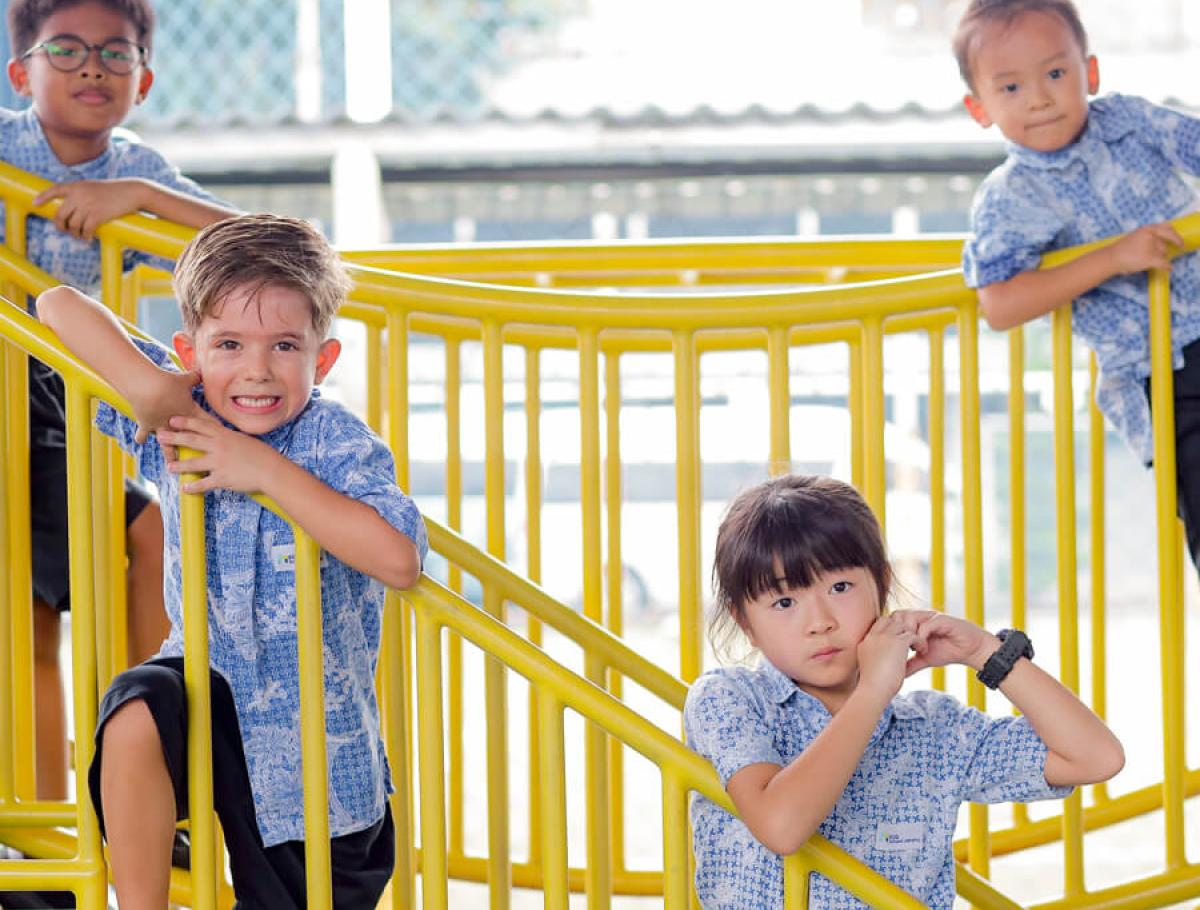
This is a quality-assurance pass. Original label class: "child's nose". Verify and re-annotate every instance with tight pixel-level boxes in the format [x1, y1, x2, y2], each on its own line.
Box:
[805, 603, 837, 634]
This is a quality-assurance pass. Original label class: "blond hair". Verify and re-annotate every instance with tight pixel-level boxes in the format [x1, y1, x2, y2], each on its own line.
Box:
[173, 214, 350, 337]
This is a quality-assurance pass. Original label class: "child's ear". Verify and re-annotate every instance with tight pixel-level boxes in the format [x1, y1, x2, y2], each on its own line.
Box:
[172, 331, 198, 371]
[963, 94, 992, 129]
[7, 57, 31, 97]
[313, 338, 341, 385]
[135, 66, 154, 104]
[1086, 55, 1100, 94]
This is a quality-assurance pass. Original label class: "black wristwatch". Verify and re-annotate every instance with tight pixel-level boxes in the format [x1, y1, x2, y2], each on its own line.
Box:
[976, 629, 1034, 689]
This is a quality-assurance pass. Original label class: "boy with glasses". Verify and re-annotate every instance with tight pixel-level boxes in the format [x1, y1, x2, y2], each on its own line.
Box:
[2, 0, 238, 826]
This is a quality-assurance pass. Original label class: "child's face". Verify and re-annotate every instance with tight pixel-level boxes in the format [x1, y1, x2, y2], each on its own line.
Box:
[738, 565, 881, 714]
[172, 283, 341, 437]
[7, 1, 154, 161]
[963, 10, 1098, 153]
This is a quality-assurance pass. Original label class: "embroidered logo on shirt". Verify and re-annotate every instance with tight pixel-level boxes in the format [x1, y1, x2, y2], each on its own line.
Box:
[875, 822, 923, 852]
[271, 544, 328, 572]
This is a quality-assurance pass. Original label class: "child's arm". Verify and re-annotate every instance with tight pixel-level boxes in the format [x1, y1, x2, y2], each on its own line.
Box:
[902, 611, 1124, 787]
[157, 413, 422, 591]
[35, 286, 201, 442]
[723, 615, 916, 856]
[978, 222, 1183, 331]
[32, 179, 238, 242]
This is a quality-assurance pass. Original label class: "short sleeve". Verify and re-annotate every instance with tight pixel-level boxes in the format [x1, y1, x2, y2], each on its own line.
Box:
[313, 413, 429, 564]
[949, 703, 1074, 804]
[962, 172, 1068, 289]
[93, 336, 178, 483]
[684, 670, 783, 786]
[1113, 94, 1200, 178]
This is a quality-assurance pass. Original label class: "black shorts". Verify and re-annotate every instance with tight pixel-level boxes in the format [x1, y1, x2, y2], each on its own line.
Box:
[29, 358, 152, 611]
[88, 658, 395, 910]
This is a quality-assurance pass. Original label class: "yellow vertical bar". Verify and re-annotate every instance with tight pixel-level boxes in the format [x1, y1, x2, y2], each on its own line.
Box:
[387, 310, 411, 492]
[1088, 354, 1110, 806]
[958, 301, 990, 887]
[6, 203, 36, 801]
[384, 592, 415, 910]
[604, 352, 626, 881]
[1050, 306, 1085, 895]
[481, 319, 511, 908]
[767, 326, 791, 476]
[0, 344, 12, 804]
[928, 327, 947, 693]
[1147, 268, 1185, 869]
[415, 608, 448, 910]
[782, 853, 812, 910]
[861, 318, 886, 525]
[90, 430, 113, 689]
[673, 330, 702, 683]
[536, 690, 568, 909]
[294, 528, 333, 908]
[578, 327, 612, 909]
[660, 772, 690, 910]
[1007, 326, 1029, 829]
[178, 448, 217, 909]
[366, 324, 383, 434]
[525, 347, 543, 866]
[64, 387, 108, 909]
[446, 340, 466, 861]
[848, 339, 864, 491]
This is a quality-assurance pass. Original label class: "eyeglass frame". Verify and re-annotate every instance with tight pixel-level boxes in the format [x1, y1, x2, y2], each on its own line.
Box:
[19, 33, 147, 76]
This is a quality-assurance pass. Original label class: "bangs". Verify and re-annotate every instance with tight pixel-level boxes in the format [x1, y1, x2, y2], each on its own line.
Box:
[712, 475, 889, 613]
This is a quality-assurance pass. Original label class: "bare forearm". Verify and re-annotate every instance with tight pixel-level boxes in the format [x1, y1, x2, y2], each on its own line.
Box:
[133, 180, 239, 229]
[36, 286, 167, 399]
[996, 659, 1124, 786]
[730, 688, 890, 855]
[979, 248, 1122, 330]
[258, 455, 421, 590]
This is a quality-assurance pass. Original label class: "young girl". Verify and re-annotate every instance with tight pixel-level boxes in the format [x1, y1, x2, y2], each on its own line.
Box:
[956, 0, 1200, 570]
[684, 475, 1123, 909]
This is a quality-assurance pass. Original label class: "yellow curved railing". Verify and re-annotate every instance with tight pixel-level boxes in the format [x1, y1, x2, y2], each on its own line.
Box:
[1, 158, 1199, 908]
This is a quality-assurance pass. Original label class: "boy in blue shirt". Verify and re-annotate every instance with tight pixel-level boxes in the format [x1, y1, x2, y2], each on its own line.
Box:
[37, 214, 427, 909]
[5, 0, 237, 802]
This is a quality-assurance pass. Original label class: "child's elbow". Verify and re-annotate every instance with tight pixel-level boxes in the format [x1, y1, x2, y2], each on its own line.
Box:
[977, 289, 1015, 332]
[1091, 736, 1125, 783]
[749, 817, 816, 858]
[381, 540, 422, 591]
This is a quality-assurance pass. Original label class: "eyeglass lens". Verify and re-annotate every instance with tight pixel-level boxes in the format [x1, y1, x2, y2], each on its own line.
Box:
[36, 35, 141, 75]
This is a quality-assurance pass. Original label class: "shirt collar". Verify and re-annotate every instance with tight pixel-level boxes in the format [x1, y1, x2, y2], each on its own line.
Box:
[757, 657, 899, 746]
[1005, 97, 1137, 173]
[20, 106, 114, 176]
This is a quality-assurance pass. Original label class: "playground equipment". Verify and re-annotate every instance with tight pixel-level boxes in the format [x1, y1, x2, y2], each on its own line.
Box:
[0, 159, 1197, 908]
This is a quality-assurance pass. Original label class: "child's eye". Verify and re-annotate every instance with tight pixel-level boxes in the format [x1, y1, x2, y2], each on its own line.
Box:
[216, 339, 239, 350]
[829, 580, 853, 595]
[274, 341, 298, 352]
[1001, 83, 1019, 94]
[771, 596, 795, 611]
[1048, 67, 1065, 80]
[44, 42, 81, 59]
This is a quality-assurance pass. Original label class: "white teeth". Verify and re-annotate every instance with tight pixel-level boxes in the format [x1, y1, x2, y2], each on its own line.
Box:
[235, 397, 278, 408]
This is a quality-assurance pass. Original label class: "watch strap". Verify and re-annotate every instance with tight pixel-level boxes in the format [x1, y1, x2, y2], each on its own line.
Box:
[976, 629, 1033, 689]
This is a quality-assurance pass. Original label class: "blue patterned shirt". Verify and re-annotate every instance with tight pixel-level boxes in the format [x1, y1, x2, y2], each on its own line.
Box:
[95, 339, 429, 847]
[684, 661, 1071, 910]
[963, 93, 1200, 464]
[0, 106, 220, 300]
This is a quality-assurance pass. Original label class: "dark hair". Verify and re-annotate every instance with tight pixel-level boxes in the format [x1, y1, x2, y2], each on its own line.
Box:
[952, 0, 1088, 89]
[173, 214, 350, 337]
[8, 0, 156, 59]
[710, 474, 892, 657]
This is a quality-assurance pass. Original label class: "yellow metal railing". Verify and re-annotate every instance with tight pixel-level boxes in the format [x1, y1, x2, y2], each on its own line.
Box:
[1, 158, 1199, 908]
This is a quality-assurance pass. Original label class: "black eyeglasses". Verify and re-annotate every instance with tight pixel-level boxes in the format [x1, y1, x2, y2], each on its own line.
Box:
[21, 34, 145, 76]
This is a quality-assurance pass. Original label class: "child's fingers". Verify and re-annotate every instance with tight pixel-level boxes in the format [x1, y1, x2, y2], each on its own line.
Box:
[32, 184, 64, 207]
[904, 653, 931, 677]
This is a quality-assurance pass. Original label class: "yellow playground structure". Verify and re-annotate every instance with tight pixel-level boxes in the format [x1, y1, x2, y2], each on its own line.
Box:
[0, 157, 1198, 908]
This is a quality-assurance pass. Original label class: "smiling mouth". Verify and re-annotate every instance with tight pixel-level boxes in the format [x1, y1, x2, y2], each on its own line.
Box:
[232, 395, 281, 412]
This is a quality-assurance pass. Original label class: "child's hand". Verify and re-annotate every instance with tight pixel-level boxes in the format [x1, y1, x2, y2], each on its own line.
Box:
[899, 611, 1001, 676]
[129, 370, 203, 445]
[1109, 222, 1184, 276]
[158, 413, 282, 495]
[33, 178, 149, 242]
[855, 614, 918, 701]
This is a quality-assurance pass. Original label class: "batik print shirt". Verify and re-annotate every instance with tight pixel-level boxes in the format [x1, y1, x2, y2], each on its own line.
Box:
[684, 661, 1071, 909]
[0, 106, 221, 300]
[95, 339, 428, 846]
[963, 93, 1200, 464]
